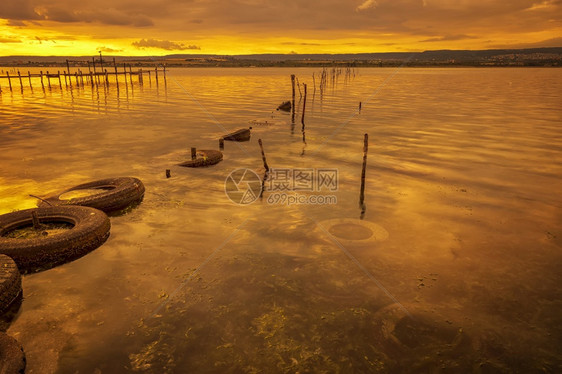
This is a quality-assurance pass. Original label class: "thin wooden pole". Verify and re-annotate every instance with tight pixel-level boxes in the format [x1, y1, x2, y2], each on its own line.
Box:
[39, 71, 44, 89]
[80, 71, 84, 87]
[46, 71, 51, 89]
[57, 71, 62, 89]
[359, 133, 369, 209]
[105, 69, 109, 86]
[301, 83, 307, 125]
[258, 139, 270, 172]
[74, 72, 79, 87]
[155, 67, 159, 86]
[6, 72, 12, 91]
[90, 71, 94, 88]
[128, 65, 133, 86]
[148, 70, 151, 85]
[113, 58, 119, 89]
[139, 68, 143, 85]
[28, 71, 32, 89]
[66, 60, 71, 75]
[17, 71, 23, 91]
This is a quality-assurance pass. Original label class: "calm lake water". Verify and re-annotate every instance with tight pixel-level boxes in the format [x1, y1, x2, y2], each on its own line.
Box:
[1, 67, 561, 373]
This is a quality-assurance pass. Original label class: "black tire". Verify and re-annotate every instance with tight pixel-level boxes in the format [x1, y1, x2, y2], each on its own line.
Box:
[277, 101, 291, 111]
[178, 150, 223, 168]
[0, 256, 21, 316]
[0, 206, 110, 274]
[222, 128, 251, 142]
[39, 177, 145, 214]
[0, 333, 26, 374]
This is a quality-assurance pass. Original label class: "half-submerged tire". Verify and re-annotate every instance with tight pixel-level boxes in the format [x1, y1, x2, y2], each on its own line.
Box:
[179, 150, 223, 168]
[0, 255, 21, 314]
[0, 333, 26, 374]
[277, 101, 291, 111]
[0, 206, 110, 274]
[222, 128, 251, 142]
[39, 177, 145, 214]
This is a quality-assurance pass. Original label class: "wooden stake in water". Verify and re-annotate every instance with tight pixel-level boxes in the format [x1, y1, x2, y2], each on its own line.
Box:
[46, 71, 51, 89]
[166, 169, 171, 178]
[17, 71, 23, 91]
[359, 133, 369, 210]
[291, 74, 295, 101]
[301, 83, 307, 125]
[28, 71, 32, 90]
[219, 138, 224, 150]
[258, 138, 270, 172]
[39, 71, 44, 90]
[6, 72, 12, 91]
[31, 211, 41, 230]
[191, 147, 197, 160]
[57, 71, 62, 89]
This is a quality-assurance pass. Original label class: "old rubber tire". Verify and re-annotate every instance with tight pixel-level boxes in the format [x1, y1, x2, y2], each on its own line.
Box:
[178, 150, 223, 168]
[0, 333, 26, 374]
[39, 177, 145, 213]
[0, 256, 21, 315]
[222, 128, 251, 141]
[0, 206, 110, 274]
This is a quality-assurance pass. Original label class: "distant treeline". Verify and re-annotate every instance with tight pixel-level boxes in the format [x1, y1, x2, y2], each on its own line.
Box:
[1, 47, 561, 67]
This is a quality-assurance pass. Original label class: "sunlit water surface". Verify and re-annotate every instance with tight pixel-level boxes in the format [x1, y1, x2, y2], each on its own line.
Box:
[1, 67, 561, 373]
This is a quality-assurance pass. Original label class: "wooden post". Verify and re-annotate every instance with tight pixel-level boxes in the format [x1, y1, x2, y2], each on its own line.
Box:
[291, 74, 295, 101]
[359, 102, 362, 111]
[6, 72, 12, 91]
[165, 169, 171, 178]
[105, 69, 109, 86]
[128, 65, 133, 86]
[75, 72, 79, 86]
[57, 71, 62, 89]
[46, 71, 51, 89]
[301, 83, 307, 125]
[17, 71, 23, 91]
[92, 57, 96, 78]
[219, 138, 224, 150]
[113, 58, 119, 88]
[99, 51, 103, 71]
[28, 71, 32, 89]
[148, 70, 151, 85]
[90, 71, 94, 88]
[155, 67, 159, 86]
[191, 147, 197, 160]
[31, 211, 41, 230]
[39, 71, 44, 89]
[139, 68, 143, 85]
[80, 71, 85, 87]
[258, 139, 270, 172]
[66, 59, 71, 75]
[359, 133, 369, 209]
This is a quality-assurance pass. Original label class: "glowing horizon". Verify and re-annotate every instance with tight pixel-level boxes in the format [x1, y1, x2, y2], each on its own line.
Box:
[1, 0, 561, 56]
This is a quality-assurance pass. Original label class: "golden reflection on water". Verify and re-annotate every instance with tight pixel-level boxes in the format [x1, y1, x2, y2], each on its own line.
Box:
[1, 67, 562, 372]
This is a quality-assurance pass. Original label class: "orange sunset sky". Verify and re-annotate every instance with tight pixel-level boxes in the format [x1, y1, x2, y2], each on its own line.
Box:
[1, 0, 561, 56]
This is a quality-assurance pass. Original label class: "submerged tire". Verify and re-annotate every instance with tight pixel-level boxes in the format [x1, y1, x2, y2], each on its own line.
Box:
[0, 255, 21, 314]
[0, 333, 26, 374]
[222, 128, 251, 142]
[178, 150, 223, 168]
[39, 177, 145, 214]
[0, 206, 110, 274]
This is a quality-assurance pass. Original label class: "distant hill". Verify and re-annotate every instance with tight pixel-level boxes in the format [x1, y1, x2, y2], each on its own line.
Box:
[1, 47, 561, 67]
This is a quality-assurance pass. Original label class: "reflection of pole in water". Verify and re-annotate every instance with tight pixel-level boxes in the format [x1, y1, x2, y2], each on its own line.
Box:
[359, 133, 369, 219]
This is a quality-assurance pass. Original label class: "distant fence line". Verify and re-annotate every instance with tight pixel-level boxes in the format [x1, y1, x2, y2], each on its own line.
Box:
[0, 57, 166, 94]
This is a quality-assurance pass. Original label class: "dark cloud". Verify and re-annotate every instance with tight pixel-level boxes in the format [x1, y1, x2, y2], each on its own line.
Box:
[0, 37, 22, 43]
[98, 46, 123, 53]
[421, 34, 478, 42]
[492, 37, 562, 49]
[132, 38, 201, 51]
[6, 20, 27, 26]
